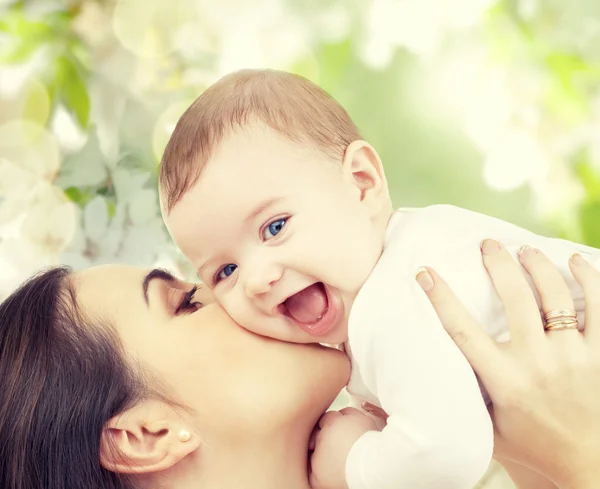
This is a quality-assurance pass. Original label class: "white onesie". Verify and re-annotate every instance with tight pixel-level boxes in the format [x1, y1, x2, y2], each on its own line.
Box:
[344, 204, 600, 489]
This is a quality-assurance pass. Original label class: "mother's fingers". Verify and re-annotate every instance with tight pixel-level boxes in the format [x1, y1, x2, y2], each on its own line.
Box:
[480, 240, 544, 346]
[416, 266, 501, 384]
[570, 253, 600, 343]
[517, 246, 579, 344]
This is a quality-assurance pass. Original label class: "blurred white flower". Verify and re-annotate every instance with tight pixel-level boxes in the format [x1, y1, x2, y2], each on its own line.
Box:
[21, 0, 63, 16]
[421, 47, 513, 146]
[579, 97, 600, 171]
[83, 195, 110, 243]
[61, 167, 172, 270]
[359, 0, 495, 66]
[201, 0, 311, 75]
[51, 104, 88, 153]
[312, 3, 351, 43]
[153, 101, 193, 161]
[0, 158, 39, 222]
[517, 0, 540, 20]
[112, 0, 195, 59]
[54, 129, 109, 188]
[482, 129, 549, 191]
[530, 0, 600, 60]
[0, 157, 77, 300]
[358, 35, 395, 70]
[0, 120, 60, 182]
[87, 78, 128, 165]
[20, 184, 76, 250]
[71, 0, 112, 48]
[0, 52, 46, 97]
[0, 236, 59, 300]
[129, 188, 160, 225]
[420, 44, 556, 194]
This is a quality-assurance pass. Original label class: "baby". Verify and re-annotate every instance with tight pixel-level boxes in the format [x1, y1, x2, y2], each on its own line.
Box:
[159, 69, 600, 489]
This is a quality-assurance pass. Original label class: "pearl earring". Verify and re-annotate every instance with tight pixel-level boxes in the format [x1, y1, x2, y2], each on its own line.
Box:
[179, 430, 191, 442]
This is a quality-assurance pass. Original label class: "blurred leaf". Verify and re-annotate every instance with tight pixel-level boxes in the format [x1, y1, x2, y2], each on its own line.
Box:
[107, 200, 117, 219]
[55, 55, 90, 129]
[544, 78, 587, 124]
[64, 186, 94, 208]
[545, 52, 599, 91]
[495, 0, 535, 42]
[546, 51, 588, 76]
[0, 39, 41, 63]
[543, 52, 590, 123]
[0, 14, 53, 39]
[319, 39, 351, 78]
[574, 157, 600, 199]
[70, 39, 92, 69]
[45, 10, 72, 30]
[0, 9, 54, 63]
[288, 53, 320, 83]
[22, 80, 51, 125]
[97, 186, 112, 197]
[580, 201, 600, 248]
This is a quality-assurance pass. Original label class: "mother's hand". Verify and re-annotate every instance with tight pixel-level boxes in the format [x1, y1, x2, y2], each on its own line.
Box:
[416, 240, 600, 489]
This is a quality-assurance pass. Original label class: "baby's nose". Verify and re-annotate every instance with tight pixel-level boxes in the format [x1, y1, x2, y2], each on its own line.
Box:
[244, 266, 282, 298]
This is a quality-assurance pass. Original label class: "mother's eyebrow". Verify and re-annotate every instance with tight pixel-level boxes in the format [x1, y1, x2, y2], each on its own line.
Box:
[142, 268, 176, 306]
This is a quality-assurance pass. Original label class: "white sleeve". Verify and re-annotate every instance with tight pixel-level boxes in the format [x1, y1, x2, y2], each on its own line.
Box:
[345, 205, 600, 489]
[345, 252, 494, 489]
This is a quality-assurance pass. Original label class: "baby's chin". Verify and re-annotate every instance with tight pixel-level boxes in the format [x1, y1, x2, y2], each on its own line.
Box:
[317, 328, 349, 348]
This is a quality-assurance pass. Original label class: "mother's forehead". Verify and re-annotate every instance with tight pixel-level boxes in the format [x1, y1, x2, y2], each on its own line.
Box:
[72, 264, 146, 285]
[70, 265, 149, 311]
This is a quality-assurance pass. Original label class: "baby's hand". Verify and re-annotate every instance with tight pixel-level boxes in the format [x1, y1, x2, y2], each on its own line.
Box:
[309, 407, 378, 489]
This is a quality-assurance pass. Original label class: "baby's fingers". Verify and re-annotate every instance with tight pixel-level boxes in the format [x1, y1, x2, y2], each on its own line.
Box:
[338, 407, 364, 417]
[416, 266, 501, 385]
[361, 402, 389, 422]
[318, 410, 341, 429]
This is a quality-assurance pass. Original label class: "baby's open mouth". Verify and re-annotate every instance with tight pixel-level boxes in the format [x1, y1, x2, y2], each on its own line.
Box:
[281, 282, 329, 325]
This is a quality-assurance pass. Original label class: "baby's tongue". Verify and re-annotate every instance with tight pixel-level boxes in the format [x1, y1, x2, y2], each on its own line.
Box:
[285, 283, 327, 323]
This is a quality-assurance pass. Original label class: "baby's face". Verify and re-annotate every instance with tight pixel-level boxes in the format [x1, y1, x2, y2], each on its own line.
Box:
[164, 124, 383, 344]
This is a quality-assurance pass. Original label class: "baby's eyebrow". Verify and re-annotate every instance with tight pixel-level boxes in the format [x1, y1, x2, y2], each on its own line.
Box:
[243, 196, 284, 224]
[196, 263, 209, 280]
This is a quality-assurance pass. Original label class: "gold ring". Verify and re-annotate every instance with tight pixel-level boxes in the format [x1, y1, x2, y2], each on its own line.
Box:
[544, 319, 579, 332]
[544, 309, 577, 322]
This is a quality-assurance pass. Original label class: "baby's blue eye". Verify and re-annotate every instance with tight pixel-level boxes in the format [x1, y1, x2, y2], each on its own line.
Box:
[217, 264, 237, 281]
[263, 218, 287, 240]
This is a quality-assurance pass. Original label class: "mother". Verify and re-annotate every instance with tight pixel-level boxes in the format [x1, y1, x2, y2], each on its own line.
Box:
[0, 264, 349, 489]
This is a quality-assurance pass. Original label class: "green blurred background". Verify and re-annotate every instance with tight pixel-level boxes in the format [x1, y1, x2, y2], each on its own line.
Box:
[1, 0, 599, 293]
[2, 2, 599, 486]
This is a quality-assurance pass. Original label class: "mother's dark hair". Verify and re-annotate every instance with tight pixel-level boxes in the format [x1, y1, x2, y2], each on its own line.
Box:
[0, 266, 148, 489]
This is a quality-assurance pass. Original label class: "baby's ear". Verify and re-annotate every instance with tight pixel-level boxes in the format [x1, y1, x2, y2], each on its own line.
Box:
[99, 400, 201, 475]
[341, 140, 389, 213]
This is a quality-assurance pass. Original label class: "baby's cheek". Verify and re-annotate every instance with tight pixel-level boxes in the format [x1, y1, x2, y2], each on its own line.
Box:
[223, 296, 255, 327]
[196, 284, 216, 305]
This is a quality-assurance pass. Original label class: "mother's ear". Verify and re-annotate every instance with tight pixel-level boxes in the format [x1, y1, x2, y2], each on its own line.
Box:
[100, 400, 201, 475]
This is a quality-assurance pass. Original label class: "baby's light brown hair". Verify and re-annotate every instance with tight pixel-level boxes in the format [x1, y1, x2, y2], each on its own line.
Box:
[159, 69, 362, 214]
